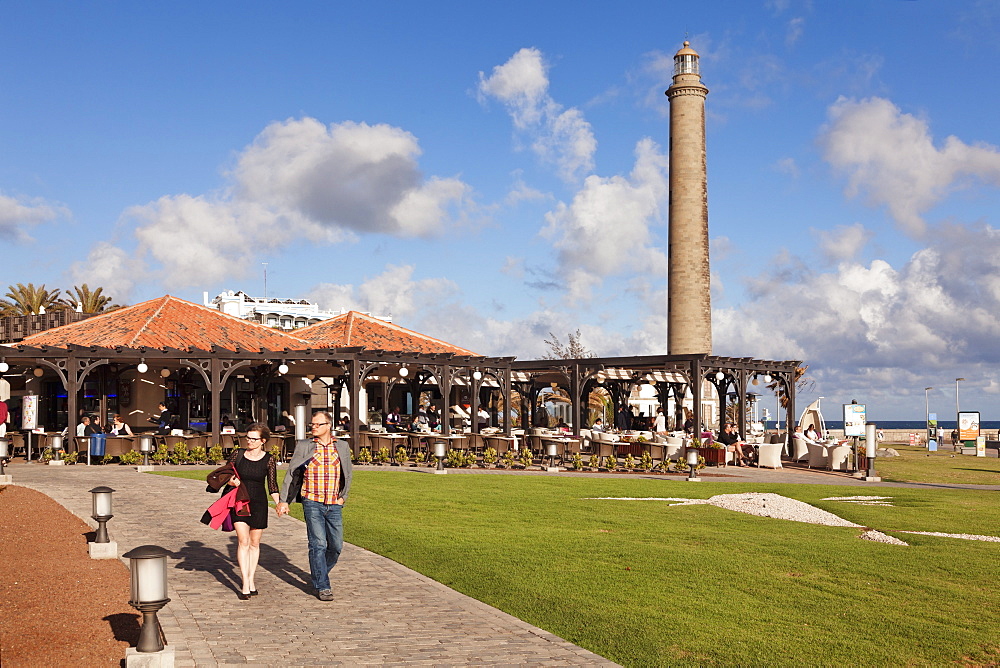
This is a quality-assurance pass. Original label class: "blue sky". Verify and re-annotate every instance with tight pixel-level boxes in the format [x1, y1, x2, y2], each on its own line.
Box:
[3, 0, 1000, 420]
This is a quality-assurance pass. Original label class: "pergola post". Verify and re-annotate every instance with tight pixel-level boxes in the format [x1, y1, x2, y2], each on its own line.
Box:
[570, 363, 581, 436]
[210, 357, 222, 446]
[348, 358, 360, 455]
[691, 358, 703, 436]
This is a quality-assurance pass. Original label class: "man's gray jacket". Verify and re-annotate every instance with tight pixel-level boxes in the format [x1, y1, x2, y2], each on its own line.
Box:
[279, 438, 353, 504]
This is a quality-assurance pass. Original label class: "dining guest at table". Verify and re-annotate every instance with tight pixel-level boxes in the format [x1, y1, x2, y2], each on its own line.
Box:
[108, 414, 133, 436]
[591, 417, 605, 433]
[385, 407, 402, 432]
[718, 422, 753, 466]
[653, 408, 667, 435]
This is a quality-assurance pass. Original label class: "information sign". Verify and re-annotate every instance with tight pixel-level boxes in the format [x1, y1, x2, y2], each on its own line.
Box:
[843, 403, 866, 437]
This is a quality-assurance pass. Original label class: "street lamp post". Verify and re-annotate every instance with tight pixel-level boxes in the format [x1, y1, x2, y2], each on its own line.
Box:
[955, 378, 965, 414]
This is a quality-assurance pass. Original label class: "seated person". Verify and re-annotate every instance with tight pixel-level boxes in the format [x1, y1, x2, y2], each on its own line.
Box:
[718, 422, 753, 466]
[108, 414, 133, 436]
[591, 418, 605, 433]
[793, 425, 821, 446]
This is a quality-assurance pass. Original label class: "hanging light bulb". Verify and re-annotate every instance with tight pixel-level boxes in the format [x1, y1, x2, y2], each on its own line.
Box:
[277, 363, 289, 375]
[0, 361, 8, 373]
[472, 370, 482, 381]
[33, 367, 44, 377]
[399, 366, 410, 378]
[160, 368, 171, 378]
[752, 376, 759, 385]
[715, 371, 725, 381]
[137, 361, 148, 374]
[763, 374, 772, 383]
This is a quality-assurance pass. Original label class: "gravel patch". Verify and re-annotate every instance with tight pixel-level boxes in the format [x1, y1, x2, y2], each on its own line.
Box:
[898, 531, 1000, 542]
[587, 493, 862, 527]
[860, 529, 908, 545]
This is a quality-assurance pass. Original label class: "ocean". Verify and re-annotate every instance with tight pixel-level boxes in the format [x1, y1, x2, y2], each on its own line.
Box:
[767, 420, 1000, 431]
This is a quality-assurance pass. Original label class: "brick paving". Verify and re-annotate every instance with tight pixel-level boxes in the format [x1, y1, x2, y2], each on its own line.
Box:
[9, 463, 618, 667]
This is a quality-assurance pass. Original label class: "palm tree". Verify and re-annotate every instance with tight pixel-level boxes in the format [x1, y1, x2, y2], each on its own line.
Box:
[0, 283, 64, 316]
[61, 284, 117, 313]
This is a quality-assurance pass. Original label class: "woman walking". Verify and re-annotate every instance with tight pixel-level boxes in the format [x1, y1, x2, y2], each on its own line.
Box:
[226, 423, 279, 599]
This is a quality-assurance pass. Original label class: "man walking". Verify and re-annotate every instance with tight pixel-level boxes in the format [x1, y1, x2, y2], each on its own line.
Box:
[276, 410, 353, 601]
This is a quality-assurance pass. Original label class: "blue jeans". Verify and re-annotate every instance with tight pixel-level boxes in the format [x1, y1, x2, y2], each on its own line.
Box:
[301, 498, 343, 592]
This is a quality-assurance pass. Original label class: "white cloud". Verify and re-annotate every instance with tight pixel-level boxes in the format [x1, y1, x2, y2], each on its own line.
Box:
[786, 17, 805, 46]
[305, 264, 458, 321]
[123, 117, 472, 288]
[714, 224, 1000, 382]
[0, 192, 65, 241]
[68, 242, 141, 302]
[820, 97, 1000, 236]
[541, 138, 669, 303]
[815, 223, 873, 263]
[479, 48, 596, 182]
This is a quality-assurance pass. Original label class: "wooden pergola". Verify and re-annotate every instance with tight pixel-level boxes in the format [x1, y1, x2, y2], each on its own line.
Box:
[512, 353, 801, 439]
[0, 343, 514, 452]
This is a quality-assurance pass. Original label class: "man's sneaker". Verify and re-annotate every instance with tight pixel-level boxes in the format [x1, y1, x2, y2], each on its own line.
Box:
[317, 589, 334, 601]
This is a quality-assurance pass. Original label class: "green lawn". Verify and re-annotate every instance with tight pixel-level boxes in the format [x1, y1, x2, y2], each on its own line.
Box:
[876, 445, 1000, 485]
[162, 469, 1000, 667]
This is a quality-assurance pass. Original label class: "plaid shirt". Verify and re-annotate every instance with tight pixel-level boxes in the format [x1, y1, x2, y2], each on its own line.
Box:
[302, 439, 342, 504]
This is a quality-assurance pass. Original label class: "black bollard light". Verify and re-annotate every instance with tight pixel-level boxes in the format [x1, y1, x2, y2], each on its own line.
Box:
[89, 486, 115, 543]
[686, 447, 701, 482]
[0, 437, 8, 476]
[139, 434, 155, 467]
[433, 440, 447, 474]
[123, 544, 171, 653]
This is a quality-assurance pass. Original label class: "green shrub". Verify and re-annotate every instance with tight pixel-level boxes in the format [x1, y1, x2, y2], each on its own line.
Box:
[500, 450, 516, 469]
[99, 453, 115, 465]
[445, 449, 464, 468]
[587, 453, 599, 470]
[518, 447, 533, 469]
[188, 446, 207, 465]
[169, 442, 190, 465]
[357, 447, 373, 465]
[622, 453, 636, 470]
[268, 442, 283, 461]
[603, 455, 617, 471]
[414, 451, 426, 465]
[394, 446, 408, 465]
[374, 446, 390, 465]
[482, 447, 498, 468]
[151, 444, 170, 465]
[570, 452, 584, 470]
[119, 450, 141, 465]
[207, 444, 224, 464]
[640, 451, 653, 472]
[61, 450, 79, 464]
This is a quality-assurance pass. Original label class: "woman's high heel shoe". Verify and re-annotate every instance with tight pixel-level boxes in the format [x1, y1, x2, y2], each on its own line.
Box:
[250, 590, 259, 596]
[237, 591, 251, 600]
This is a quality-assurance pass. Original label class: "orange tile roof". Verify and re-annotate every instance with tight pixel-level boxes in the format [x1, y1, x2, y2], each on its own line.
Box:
[18, 295, 311, 352]
[297, 311, 478, 355]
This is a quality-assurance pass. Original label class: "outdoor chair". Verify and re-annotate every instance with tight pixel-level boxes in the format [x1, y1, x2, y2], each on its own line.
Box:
[465, 433, 486, 456]
[483, 434, 512, 456]
[791, 435, 809, 461]
[827, 445, 851, 471]
[7, 432, 26, 459]
[806, 442, 828, 469]
[756, 443, 783, 469]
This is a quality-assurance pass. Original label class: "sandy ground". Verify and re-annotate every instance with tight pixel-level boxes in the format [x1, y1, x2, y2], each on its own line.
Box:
[0, 485, 137, 667]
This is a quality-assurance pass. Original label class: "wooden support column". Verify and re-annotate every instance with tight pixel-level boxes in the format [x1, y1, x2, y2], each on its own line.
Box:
[348, 358, 360, 455]
[570, 363, 581, 437]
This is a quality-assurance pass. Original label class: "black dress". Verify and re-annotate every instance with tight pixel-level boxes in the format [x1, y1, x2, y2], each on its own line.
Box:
[227, 450, 279, 530]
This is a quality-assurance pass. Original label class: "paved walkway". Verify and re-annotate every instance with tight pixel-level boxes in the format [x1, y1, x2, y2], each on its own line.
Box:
[9, 462, 618, 667]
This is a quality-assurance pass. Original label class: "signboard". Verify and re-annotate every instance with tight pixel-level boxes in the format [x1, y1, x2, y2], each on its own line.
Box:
[21, 395, 38, 430]
[221, 426, 236, 435]
[958, 411, 980, 443]
[926, 412, 938, 451]
[909, 433, 917, 446]
[843, 403, 867, 437]
[976, 436, 986, 457]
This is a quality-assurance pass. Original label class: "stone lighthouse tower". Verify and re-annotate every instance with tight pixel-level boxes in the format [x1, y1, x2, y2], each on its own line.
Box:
[665, 41, 712, 354]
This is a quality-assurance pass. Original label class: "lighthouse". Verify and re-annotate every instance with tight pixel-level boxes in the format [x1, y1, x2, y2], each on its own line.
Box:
[665, 41, 711, 355]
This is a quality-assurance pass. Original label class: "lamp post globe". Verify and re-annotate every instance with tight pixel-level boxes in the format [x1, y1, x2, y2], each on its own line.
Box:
[123, 544, 171, 653]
